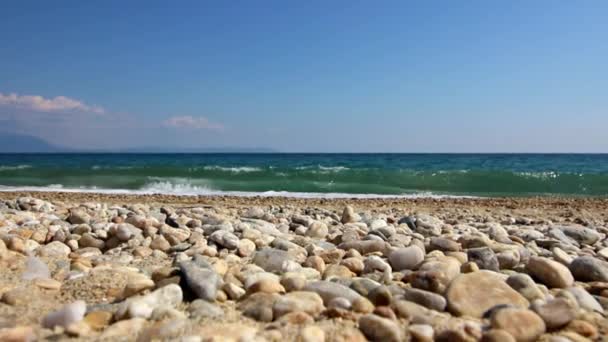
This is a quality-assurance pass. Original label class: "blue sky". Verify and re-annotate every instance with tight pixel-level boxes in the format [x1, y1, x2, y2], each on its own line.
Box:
[1, 1, 607, 152]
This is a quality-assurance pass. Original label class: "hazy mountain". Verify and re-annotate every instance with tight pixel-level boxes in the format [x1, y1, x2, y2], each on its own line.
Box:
[114, 146, 278, 153]
[0, 133, 277, 153]
[0, 133, 62, 153]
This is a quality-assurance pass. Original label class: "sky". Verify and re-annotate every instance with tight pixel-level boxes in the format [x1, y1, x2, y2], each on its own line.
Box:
[1, 1, 607, 152]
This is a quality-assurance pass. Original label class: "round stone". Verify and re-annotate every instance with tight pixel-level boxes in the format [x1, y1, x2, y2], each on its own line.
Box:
[358, 314, 403, 342]
[388, 246, 424, 271]
[526, 256, 574, 288]
[490, 308, 546, 342]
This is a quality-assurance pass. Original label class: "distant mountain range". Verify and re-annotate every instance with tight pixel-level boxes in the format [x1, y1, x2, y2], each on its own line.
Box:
[0, 133, 277, 153]
[0, 133, 62, 153]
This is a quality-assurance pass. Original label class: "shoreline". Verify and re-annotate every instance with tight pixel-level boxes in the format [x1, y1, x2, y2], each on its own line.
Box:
[1, 190, 608, 218]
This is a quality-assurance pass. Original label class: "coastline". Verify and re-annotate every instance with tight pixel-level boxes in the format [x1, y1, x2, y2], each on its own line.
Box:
[2, 189, 608, 210]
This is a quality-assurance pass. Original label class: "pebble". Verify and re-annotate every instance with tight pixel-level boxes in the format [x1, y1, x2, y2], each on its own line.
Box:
[100, 318, 147, 339]
[84, 311, 113, 330]
[341, 206, 361, 224]
[22, 256, 50, 281]
[253, 248, 297, 273]
[526, 256, 574, 288]
[367, 285, 393, 306]
[388, 245, 424, 271]
[446, 270, 529, 318]
[490, 308, 546, 342]
[569, 256, 608, 282]
[179, 260, 222, 301]
[408, 324, 434, 342]
[358, 314, 403, 342]
[42, 300, 87, 329]
[188, 299, 224, 319]
[564, 320, 599, 340]
[531, 297, 577, 329]
[237, 238, 256, 257]
[116, 284, 183, 319]
[481, 329, 516, 342]
[506, 273, 545, 301]
[273, 291, 325, 318]
[566, 286, 604, 313]
[299, 326, 325, 342]
[303, 280, 362, 304]
[402, 288, 446, 311]
[467, 247, 499, 271]
[37, 241, 71, 258]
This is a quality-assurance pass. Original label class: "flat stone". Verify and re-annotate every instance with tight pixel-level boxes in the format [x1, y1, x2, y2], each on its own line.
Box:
[338, 240, 391, 256]
[101, 318, 147, 339]
[526, 256, 574, 288]
[402, 288, 446, 311]
[559, 226, 602, 245]
[253, 248, 297, 273]
[273, 291, 325, 318]
[34, 278, 62, 290]
[37, 241, 71, 258]
[247, 278, 285, 294]
[303, 280, 362, 305]
[358, 314, 403, 342]
[188, 299, 224, 319]
[569, 256, 608, 282]
[84, 311, 113, 330]
[446, 270, 529, 318]
[123, 274, 155, 297]
[566, 286, 604, 313]
[531, 298, 577, 329]
[490, 308, 546, 342]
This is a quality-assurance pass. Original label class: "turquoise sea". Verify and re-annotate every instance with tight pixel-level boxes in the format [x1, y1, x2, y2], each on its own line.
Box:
[1, 154, 607, 197]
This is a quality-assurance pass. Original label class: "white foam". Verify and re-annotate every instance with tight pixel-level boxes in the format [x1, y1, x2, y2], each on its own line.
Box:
[0, 165, 31, 171]
[201, 166, 262, 173]
[295, 165, 351, 173]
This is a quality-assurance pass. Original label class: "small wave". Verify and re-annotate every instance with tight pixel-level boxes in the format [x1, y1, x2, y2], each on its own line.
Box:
[295, 165, 350, 173]
[0, 165, 31, 171]
[91, 165, 135, 170]
[516, 171, 559, 179]
[201, 166, 262, 173]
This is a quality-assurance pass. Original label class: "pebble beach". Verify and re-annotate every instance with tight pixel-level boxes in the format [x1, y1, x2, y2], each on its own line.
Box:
[0, 192, 607, 341]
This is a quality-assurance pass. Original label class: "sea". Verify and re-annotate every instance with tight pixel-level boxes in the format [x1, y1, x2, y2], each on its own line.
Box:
[0, 153, 607, 198]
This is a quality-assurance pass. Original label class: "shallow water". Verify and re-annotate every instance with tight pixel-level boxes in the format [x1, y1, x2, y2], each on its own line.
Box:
[1, 153, 608, 197]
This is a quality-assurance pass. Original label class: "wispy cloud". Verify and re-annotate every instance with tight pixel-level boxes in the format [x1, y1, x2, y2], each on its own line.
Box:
[0, 92, 104, 114]
[163, 115, 224, 132]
